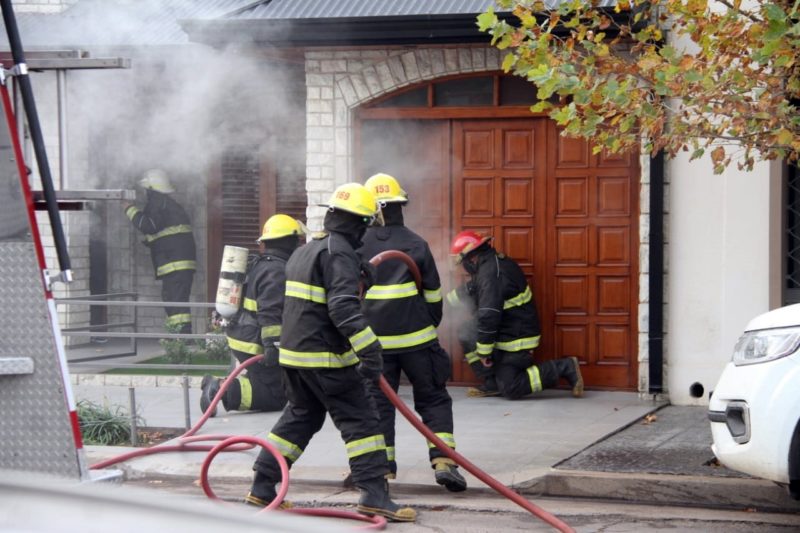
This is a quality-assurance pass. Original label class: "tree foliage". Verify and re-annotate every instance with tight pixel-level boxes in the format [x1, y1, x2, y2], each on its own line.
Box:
[478, 1, 800, 173]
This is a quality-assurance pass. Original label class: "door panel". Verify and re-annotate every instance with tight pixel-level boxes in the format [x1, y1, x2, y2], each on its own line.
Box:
[453, 119, 549, 383]
[546, 121, 638, 389]
[356, 116, 638, 390]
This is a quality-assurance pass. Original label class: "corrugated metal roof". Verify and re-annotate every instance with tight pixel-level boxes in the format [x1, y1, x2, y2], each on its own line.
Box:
[12, 0, 255, 48]
[227, 0, 617, 19]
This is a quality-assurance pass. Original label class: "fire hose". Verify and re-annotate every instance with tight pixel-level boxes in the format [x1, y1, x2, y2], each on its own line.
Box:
[90, 250, 574, 532]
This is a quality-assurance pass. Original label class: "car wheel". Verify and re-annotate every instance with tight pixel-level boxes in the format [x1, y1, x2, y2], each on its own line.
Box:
[790, 420, 800, 500]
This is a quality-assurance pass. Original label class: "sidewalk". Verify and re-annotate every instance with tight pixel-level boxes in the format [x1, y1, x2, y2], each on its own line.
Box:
[71, 363, 800, 515]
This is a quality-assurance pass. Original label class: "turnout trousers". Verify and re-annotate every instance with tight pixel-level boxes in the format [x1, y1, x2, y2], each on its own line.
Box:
[374, 343, 455, 472]
[161, 269, 194, 333]
[224, 347, 286, 412]
[253, 365, 389, 484]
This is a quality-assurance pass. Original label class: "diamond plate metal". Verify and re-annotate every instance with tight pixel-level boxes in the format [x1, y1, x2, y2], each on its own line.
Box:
[0, 357, 34, 375]
[0, 241, 82, 478]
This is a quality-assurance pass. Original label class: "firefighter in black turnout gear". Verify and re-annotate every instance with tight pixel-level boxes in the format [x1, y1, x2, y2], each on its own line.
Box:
[246, 183, 416, 523]
[199, 214, 304, 417]
[359, 173, 466, 493]
[447, 230, 584, 400]
[124, 169, 196, 334]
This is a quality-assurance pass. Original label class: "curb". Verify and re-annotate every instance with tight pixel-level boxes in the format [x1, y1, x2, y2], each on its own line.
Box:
[522, 469, 800, 514]
[71, 373, 205, 388]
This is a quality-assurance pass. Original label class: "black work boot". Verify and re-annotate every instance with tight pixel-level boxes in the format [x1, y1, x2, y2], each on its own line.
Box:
[245, 471, 292, 509]
[467, 362, 500, 397]
[356, 476, 417, 522]
[432, 457, 467, 492]
[199, 375, 220, 417]
[558, 356, 584, 398]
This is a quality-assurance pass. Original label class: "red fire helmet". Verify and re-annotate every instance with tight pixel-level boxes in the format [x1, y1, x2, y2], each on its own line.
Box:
[449, 230, 492, 264]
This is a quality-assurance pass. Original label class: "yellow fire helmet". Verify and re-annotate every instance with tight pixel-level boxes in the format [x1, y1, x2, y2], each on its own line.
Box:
[259, 214, 308, 242]
[323, 182, 379, 218]
[364, 172, 408, 204]
[139, 168, 175, 194]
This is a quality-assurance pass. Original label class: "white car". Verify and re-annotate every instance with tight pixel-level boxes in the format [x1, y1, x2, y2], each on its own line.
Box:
[709, 303, 800, 499]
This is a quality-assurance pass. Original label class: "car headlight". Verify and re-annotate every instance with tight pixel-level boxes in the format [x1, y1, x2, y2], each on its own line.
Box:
[732, 326, 800, 366]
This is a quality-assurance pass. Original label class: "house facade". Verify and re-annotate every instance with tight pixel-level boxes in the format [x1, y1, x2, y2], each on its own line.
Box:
[6, 0, 787, 404]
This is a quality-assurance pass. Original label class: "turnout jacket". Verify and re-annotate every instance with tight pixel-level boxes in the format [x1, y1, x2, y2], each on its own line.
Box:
[359, 224, 443, 354]
[279, 232, 380, 369]
[226, 249, 291, 356]
[450, 248, 541, 358]
[126, 191, 196, 279]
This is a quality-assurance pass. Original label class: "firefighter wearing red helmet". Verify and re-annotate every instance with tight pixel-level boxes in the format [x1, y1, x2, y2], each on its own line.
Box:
[447, 230, 584, 400]
[246, 183, 416, 523]
[358, 173, 467, 493]
[199, 214, 306, 418]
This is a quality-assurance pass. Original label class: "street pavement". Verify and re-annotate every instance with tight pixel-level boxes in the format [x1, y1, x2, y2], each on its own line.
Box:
[67, 339, 800, 522]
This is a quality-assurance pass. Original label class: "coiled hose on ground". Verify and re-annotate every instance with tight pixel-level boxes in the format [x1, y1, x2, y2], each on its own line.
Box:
[90, 250, 574, 532]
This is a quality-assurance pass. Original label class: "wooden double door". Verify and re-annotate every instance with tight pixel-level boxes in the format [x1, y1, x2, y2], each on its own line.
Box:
[358, 117, 638, 390]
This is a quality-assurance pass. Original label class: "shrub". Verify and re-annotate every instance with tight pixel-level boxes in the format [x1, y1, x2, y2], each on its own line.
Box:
[77, 399, 143, 445]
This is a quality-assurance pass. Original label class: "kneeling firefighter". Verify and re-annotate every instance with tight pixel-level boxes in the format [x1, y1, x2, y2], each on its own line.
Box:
[200, 214, 305, 417]
[447, 230, 584, 400]
[246, 183, 416, 522]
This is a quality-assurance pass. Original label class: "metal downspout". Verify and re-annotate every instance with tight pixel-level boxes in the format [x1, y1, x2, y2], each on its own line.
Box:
[648, 152, 665, 394]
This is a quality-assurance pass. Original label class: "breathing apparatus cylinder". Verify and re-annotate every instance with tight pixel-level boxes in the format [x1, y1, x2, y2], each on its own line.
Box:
[215, 245, 249, 318]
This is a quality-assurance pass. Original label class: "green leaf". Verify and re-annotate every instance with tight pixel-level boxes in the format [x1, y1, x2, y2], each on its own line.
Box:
[476, 8, 496, 32]
[502, 52, 517, 72]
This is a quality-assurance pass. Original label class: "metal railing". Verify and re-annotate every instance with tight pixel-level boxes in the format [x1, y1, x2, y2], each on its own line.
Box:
[55, 292, 229, 372]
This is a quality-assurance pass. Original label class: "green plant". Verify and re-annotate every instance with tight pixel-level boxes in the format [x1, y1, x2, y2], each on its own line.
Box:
[160, 321, 193, 364]
[77, 399, 143, 445]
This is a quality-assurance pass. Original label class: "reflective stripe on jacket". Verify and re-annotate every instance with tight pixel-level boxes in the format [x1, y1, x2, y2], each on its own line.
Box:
[358, 224, 443, 354]
[126, 191, 196, 280]
[226, 249, 291, 355]
[471, 249, 542, 355]
[280, 232, 379, 368]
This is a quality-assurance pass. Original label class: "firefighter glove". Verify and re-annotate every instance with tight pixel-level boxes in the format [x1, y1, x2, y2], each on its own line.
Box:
[356, 346, 383, 382]
[359, 261, 378, 291]
[262, 341, 279, 368]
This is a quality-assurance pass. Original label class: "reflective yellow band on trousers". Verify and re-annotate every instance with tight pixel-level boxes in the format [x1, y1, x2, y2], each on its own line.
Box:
[349, 326, 378, 352]
[227, 335, 262, 355]
[239, 375, 253, 410]
[495, 335, 540, 352]
[346, 434, 386, 459]
[427, 432, 456, 449]
[144, 224, 193, 243]
[377, 325, 437, 350]
[364, 281, 418, 300]
[157, 260, 197, 276]
[279, 347, 359, 368]
[503, 285, 532, 309]
[243, 297, 258, 312]
[267, 432, 303, 462]
[424, 288, 442, 303]
[285, 281, 327, 303]
[527, 365, 542, 393]
[165, 313, 191, 327]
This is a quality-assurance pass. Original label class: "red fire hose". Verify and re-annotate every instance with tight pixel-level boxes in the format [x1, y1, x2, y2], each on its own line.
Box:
[90, 250, 573, 532]
[369, 251, 573, 533]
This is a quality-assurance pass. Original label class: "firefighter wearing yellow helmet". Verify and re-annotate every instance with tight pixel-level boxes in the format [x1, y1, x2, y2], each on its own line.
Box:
[124, 169, 196, 333]
[200, 214, 306, 417]
[246, 183, 416, 523]
[360, 172, 467, 493]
